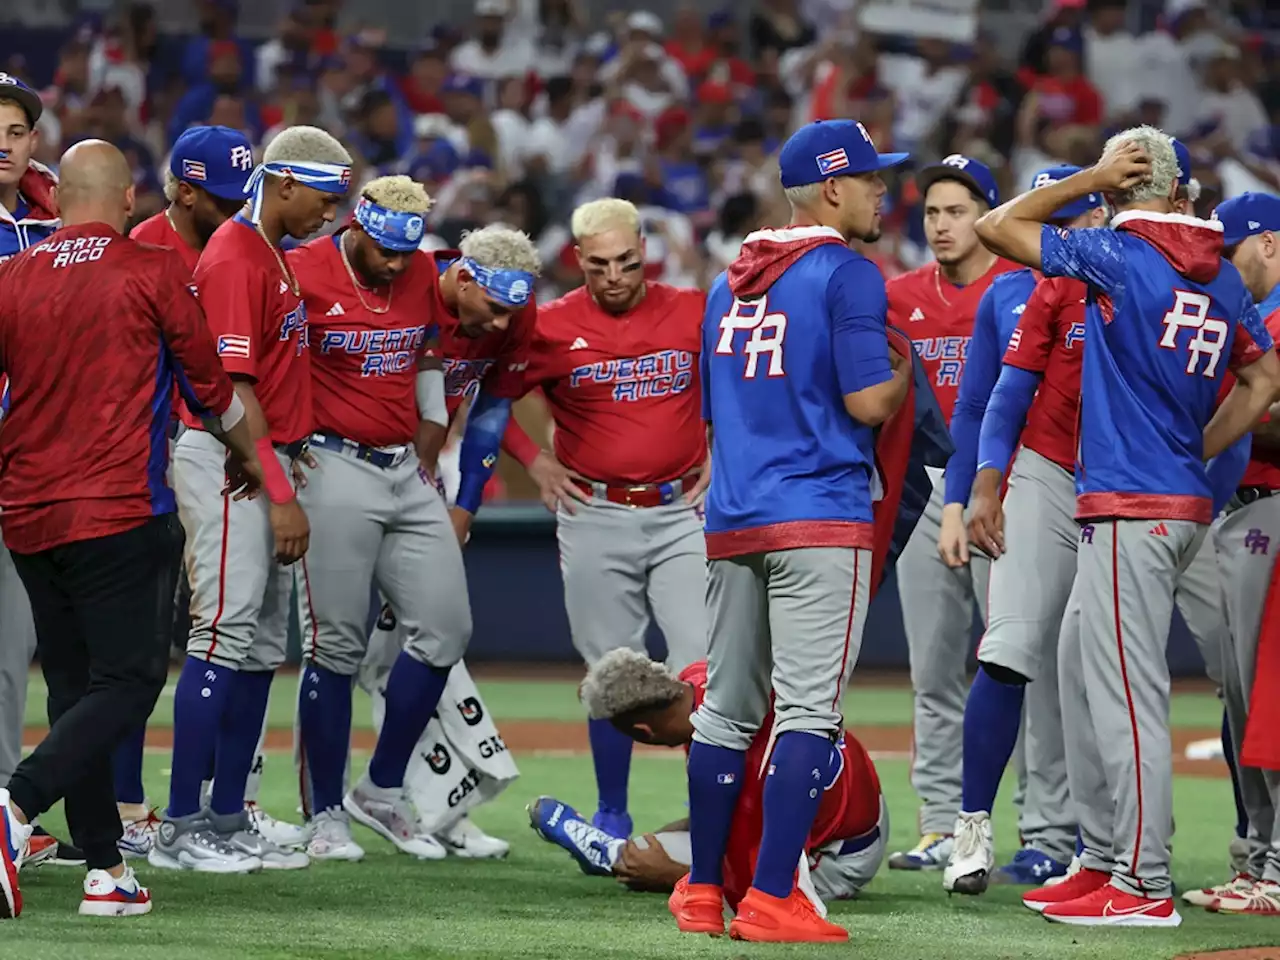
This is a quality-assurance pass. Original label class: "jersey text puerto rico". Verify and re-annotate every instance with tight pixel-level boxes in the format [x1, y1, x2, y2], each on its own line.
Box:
[319, 325, 427, 376]
[569, 349, 694, 401]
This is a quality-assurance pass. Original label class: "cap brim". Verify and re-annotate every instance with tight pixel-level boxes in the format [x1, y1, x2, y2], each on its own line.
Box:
[0, 85, 42, 126]
[876, 152, 910, 169]
[916, 164, 987, 203]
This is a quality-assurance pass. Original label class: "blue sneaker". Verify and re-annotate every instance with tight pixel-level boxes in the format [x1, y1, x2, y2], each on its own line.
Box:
[592, 806, 633, 840]
[990, 847, 1069, 885]
[527, 796, 620, 877]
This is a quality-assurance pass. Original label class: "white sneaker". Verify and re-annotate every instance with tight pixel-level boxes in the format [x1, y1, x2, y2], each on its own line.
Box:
[1043, 855, 1081, 887]
[306, 809, 365, 862]
[79, 867, 152, 917]
[1183, 873, 1256, 908]
[246, 803, 307, 850]
[147, 813, 263, 874]
[344, 780, 446, 860]
[0, 787, 30, 919]
[437, 816, 510, 860]
[118, 810, 160, 858]
[943, 811, 994, 895]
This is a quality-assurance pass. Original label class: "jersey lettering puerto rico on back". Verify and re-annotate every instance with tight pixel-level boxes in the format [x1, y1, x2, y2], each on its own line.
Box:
[319, 325, 428, 377]
[568, 348, 696, 400]
[36, 234, 111, 268]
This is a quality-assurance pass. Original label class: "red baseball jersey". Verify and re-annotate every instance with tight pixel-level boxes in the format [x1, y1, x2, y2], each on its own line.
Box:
[1001, 276, 1088, 472]
[886, 259, 1020, 424]
[130, 209, 200, 275]
[525, 283, 706, 484]
[1221, 305, 1280, 490]
[682, 661, 880, 907]
[290, 235, 436, 448]
[182, 214, 311, 444]
[0, 224, 234, 553]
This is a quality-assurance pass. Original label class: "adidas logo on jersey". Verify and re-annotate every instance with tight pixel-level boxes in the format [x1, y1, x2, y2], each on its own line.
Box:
[1013, 303, 1026, 315]
[1149, 523, 1170, 537]
[570, 337, 589, 350]
[909, 308, 925, 322]
[327, 302, 345, 316]
[278, 280, 289, 295]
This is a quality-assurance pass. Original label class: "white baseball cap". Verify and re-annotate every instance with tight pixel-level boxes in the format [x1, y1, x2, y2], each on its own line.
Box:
[626, 11, 663, 35]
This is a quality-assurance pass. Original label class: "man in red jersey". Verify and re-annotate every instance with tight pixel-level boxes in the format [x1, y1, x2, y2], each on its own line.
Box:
[528, 649, 887, 909]
[884, 154, 1019, 870]
[288, 178, 529, 863]
[505, 196, 709, 841]
[151, 125, 352, 876]
[0, 140, 259, 920]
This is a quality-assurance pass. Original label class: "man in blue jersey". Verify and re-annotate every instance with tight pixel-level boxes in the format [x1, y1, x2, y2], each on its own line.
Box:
[672, 119, 910, 944]
[975, 126, 1280, 927]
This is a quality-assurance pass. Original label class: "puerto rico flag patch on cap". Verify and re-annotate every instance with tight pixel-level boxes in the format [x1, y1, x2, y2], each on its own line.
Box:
[217, 334, 251, 358]
[816, 147, 850, 176]
[182, 159, 207, 181]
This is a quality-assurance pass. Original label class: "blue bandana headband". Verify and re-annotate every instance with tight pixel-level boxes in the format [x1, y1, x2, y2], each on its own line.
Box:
[461, 256, 534, 308]
[354, 196, 425, 252]
[244, 159, 352, 222]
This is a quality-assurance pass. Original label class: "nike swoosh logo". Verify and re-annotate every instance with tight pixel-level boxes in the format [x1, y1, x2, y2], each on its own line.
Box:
[1102, 898, 1164, 917]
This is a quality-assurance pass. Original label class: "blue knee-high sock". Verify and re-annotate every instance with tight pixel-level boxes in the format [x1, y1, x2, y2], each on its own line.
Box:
[113, 725, 148, 805]
[297, 664, 353, 814]
[687, 739, 746, 886]
[209, 670, 274, 816]
[962, 665, 1026, 814]
[167, 657, 236, 819]
[368, 652, 450, 789]
[588, 718, 634, 814]
[1222, 709, 1248, 839]
[752, 731, 833, 899]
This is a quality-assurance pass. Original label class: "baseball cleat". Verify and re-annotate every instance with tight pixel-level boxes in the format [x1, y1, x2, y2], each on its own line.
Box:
[305, 808, 365, 862]
[344, 780, 447, 860]
[1182, 872, 1254, 908]
[1041, 884, 1181, 927]
[943, 812, 993, 895]
[1042, 854, 1081, 887]
[1022, 866, 1110, 913]
[147, 813, 264, 874]
[592, 807, 633, 840]
[1209, 878, 1280, 915]
[246, 803, 307, 850]
[208, 809, 310, 870]
[670, 875, 726, 936]
[25, 824, 85, 868]
[79, 867, 152, 917]
[0, 787, 28, 919]
[527, 796, 619, 876]
[729, 886, 849, 943]
[437, 816, 509, 860]
[888, 833, 953, 871]
[990, 846, 1069, 886]
[118, 809, 160, 859]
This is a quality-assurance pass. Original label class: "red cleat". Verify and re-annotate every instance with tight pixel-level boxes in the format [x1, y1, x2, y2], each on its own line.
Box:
[670, 874, 726, 936]
[1042, 882, 1181, 927]
[728, 886, 849, 943]
[1021, 866, 1110, 913]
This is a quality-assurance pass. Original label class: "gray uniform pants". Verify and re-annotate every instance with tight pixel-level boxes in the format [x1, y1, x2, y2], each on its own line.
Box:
[898, 473, 990, 834]
[298, 445, 470, 675]
[557, 498, 705, 671]
[174, 429, 294, 671]
[692, 547, 871, 750]
[1213, 497, 1280, 883]
[1060, 518, 1205, 900]
[0, 541, 37, 782]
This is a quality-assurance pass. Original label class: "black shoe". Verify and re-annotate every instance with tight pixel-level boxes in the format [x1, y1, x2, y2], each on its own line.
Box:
[27, 825, 86, 867]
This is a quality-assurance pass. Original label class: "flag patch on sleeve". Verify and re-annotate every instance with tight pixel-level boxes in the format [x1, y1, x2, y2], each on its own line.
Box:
[217, 334, 251, 358]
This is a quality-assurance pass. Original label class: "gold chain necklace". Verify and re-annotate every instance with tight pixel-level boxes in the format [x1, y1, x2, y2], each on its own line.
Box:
[339, 230, 394, 315]
[254, 219, 300, 297]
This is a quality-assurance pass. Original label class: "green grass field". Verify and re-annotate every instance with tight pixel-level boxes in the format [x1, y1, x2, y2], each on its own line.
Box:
[8, 674, 1279, 959]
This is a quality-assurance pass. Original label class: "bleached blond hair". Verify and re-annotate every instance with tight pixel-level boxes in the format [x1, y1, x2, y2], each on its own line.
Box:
[571, 197, 641, 241]
[783, 183, 822, 211]
[262, 124, 352, 168]
[362, 175, 432, 214]
[459, 224, 542, 276]
[579, 649, 687, 721]
[163, 167, 179, 202]
[1101, 125, 1178, 208]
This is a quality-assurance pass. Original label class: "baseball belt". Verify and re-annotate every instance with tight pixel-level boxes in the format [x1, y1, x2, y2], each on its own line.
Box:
[571, 473, 700, 508]
[309, 431, 411, 470]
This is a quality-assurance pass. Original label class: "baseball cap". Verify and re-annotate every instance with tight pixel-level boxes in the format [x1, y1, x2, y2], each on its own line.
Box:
[1030, 165, 1104, 221]
[778, 119, 909, 189]
[0, 72, 42, 127]
[170, 125, 256, 201]
[916, 154, 1000, 208]
[1213, 192, 1280, 247]
[1047, 26, 1084, 55]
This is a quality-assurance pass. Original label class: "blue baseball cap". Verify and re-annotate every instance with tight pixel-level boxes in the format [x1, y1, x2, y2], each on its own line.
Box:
[1172, 137, 1194, 186]
[169, 125, 256, 201]
[0, 72, 42, 126]
[778, 120, 908, 188]
[917, 154, 1000, 208]
[1030, 165, 1104, 221]
[1213, 192, 1280, 247]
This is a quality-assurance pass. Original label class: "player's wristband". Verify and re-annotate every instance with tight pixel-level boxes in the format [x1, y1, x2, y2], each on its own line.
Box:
[416, 368, 448, 428]
[254, 437, 295, 505]
[203, 393, 246, 436]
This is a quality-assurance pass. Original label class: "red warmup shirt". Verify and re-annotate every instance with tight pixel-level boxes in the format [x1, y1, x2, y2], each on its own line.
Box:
[1001, 276, 1088, 472]
[524, 283, 706, 484]
[290, 234, 436, 448]
[0, 223, 235, 553]
[129, 209, 201, 275]
[182, 214, 311, 444]
[1220, 304, 1280, 490]
[887, 259, 1019, 424]
[682, 662, 881, 907]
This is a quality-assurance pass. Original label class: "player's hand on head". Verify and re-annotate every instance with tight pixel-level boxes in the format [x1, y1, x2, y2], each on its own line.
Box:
[529, 449, 590, 514]
[937, 502, 970, 568]
[290, 450, 317, 489]
[268, 499, 310, 564]
[967, 468, 1006, 559]
[1090, 140, 1152, 193]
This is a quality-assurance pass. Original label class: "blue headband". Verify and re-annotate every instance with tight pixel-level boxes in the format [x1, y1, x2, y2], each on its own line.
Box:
[354, 196, 425, 252]
[243, 159, 352, 222]
[461, 256, 535, 308]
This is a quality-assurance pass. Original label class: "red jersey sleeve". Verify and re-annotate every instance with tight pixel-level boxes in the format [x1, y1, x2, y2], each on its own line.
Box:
[193, 256, 268, 380]
[1003, 279, 1061, 373]
[485, 298, 537, 400]
[153, 252, 235, 419]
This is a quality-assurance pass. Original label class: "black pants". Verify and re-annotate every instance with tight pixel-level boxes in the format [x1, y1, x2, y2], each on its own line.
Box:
[7, 514, 183, 870]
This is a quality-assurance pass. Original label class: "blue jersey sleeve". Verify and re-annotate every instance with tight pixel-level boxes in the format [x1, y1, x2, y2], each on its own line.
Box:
[829, 257, 893, 395]
[1039, 224, 1127, 295]
[1239, 295, 1275, 355]
[944, 288, 1002, 506]
[1207, 435, 1251, 515]
[456, 390, 512, 514]
[977, 365, 1041, 475]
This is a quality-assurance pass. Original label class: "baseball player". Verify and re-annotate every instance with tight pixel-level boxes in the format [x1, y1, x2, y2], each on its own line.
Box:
[502, 197, 708, 841]
[683, 119, 910, 943]
[288, 176, 536, 862]
[529, 650, 887, 906]
[886, 155, 1019, 870]
[975, 127, 1280, 926]
[151, 126, 353, 874]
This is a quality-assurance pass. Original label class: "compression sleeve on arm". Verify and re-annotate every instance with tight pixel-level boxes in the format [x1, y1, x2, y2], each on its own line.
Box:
[976, 365, 1041, 476]
[416, 367, 448, 428]
[944, 292, 1001, 506]
[457, 390, 512, 514]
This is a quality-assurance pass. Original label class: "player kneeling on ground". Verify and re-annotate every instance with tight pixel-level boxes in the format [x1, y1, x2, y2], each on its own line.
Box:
[528, 650, 887, 907]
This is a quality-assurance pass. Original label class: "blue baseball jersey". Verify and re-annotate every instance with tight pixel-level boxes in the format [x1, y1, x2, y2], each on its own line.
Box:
[701, 236, 894, 559]
[1040, 212, 1273, 522]
[0, 195, 60, 263]
[943, 268, 1038, 505]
